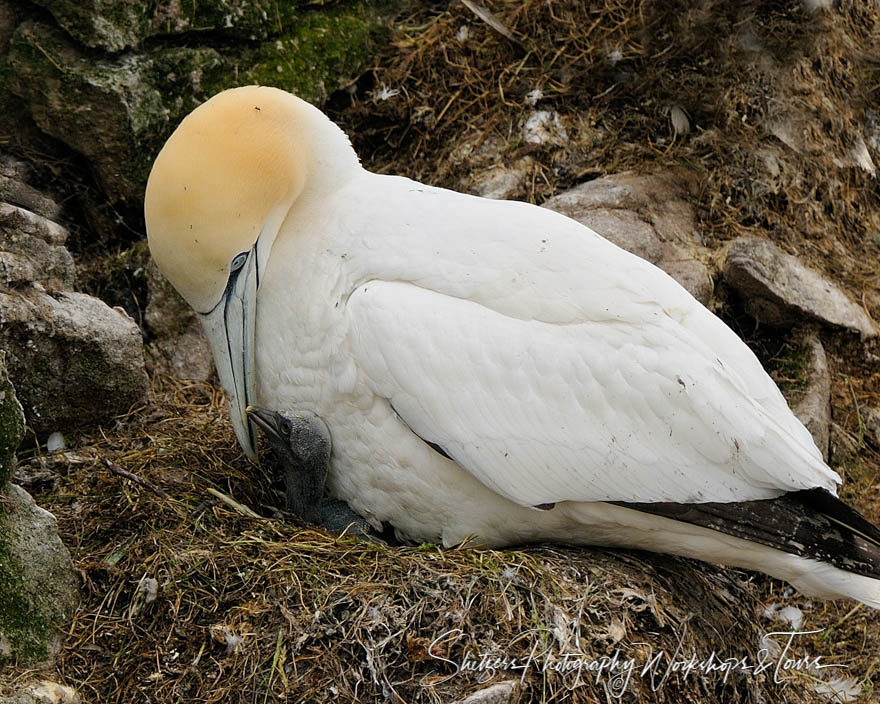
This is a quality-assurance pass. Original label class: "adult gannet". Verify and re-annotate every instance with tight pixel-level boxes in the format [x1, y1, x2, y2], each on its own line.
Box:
[145, 86, 880, 607]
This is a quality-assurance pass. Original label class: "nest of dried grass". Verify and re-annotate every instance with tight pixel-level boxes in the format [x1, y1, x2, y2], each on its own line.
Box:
[7, 377, 871, 703]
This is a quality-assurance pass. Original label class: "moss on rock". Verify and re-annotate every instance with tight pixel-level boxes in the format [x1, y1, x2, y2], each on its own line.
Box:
[6, 21, 224, 204]
[0, 523, 48, 665]
[0, 355, 75, 665]
[0, 351, 23, 487]
[234, 3, 393, 104]
[30, 0, 320, 52]
[5, 3, 396, 203]
[0, 353, 70, 667]
[0, 484, 78, 667]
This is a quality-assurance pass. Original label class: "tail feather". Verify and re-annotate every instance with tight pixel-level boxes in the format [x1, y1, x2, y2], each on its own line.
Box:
[613, 488, 880, 580]
[786, 560, 880, 609]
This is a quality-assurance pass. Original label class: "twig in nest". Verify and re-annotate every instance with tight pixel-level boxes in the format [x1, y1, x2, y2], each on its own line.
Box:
[104, 459, 170, 499]
[206, 487, 263, 520]
[460, 0, 525, 49]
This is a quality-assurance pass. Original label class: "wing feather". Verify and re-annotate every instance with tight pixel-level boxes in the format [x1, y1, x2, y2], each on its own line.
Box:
[347, 278, 838, 507]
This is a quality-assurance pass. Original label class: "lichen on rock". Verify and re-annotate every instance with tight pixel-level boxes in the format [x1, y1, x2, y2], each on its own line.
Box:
[4, 3, 396, 204]
[30, 0, 324, 52]
[0, 350, 23, 487]
[0, 484, 78, 667]
[6, 21, 223, 204]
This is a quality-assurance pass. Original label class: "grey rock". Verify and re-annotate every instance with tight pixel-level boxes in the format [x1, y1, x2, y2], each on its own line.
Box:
[27, 0, 338, 52]
[544, 171, 691, 216]
[0, 349, 24, 486]
[28, 0, 152, 51]
[451, 681, 521, 704]
[543, 172, 714, 304]
[469, 157, 535, 201]
[0, 153, 61, 220]
[147, 327, 214, 383]
[0, 484, 78, 667]
[864, 407, 880, 449]
[0, 288, 148, 435]
[6, 21, 224, 204]
[0, 198, 150, 435]
[0, 175, 61, 222]
[0, 194, 151, 436]
[723, 237, 877, 336]
[574, 207, 664, 261]
[144, 261, 213, 381]
[5, 7, 397, 203]
[0, 680, 80, 704]
[660, 256, 714, 307]
[789, 329, 831, 461]
[0, 203, 74, 290]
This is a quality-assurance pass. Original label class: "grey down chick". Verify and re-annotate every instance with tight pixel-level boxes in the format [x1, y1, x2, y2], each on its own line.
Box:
[246, 406, 377, 539]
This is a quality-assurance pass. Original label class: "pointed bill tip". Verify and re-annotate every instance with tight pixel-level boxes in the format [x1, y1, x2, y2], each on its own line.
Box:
[230, 407, 259, 463]
[245, 405, 281, 442]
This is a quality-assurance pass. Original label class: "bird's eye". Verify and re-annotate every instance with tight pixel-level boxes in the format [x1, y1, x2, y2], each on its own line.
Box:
[279, 419, 292, 437]
[230, 252, 248, 272]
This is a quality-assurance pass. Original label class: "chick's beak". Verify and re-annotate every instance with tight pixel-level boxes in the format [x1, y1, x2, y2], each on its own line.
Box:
[246, 405, 282, 442]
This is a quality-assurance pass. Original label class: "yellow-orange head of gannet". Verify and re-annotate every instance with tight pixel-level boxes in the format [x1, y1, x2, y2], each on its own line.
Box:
[144, 86, 360, 458]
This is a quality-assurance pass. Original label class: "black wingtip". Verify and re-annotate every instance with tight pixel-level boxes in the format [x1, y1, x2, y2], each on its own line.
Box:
[613, 488, 880, 579]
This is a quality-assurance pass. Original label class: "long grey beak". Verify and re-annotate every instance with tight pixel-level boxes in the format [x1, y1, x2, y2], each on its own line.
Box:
[200, 247, 259, 461]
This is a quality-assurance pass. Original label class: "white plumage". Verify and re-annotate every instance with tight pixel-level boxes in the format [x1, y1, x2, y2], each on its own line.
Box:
[145, 86, 880, 608]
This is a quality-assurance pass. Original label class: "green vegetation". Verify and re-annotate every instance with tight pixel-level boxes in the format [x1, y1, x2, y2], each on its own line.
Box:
[236, 4, 391, 104]
[0, 354, 23, 487]
[0, 523, 50, 665]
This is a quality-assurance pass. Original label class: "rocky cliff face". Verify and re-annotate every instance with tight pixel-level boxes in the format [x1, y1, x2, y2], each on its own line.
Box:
[0, 0, 399, 694]
[0, 0, 401, 428]
[0, 353, 78, 670]
[0, 351, 23, 487]
[1, 0, 394, 207]
[0, 176, 148, 437]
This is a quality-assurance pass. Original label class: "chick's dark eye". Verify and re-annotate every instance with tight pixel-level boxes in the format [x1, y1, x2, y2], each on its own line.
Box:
[279, 419, 292, 437]
[230, 252, 248, 272]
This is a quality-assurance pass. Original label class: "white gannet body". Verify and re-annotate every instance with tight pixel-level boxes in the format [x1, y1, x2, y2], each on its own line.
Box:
[145, 86, 880, 607]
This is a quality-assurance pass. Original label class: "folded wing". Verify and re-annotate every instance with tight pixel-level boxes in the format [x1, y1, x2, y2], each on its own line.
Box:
[347, 278, 839, 507]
